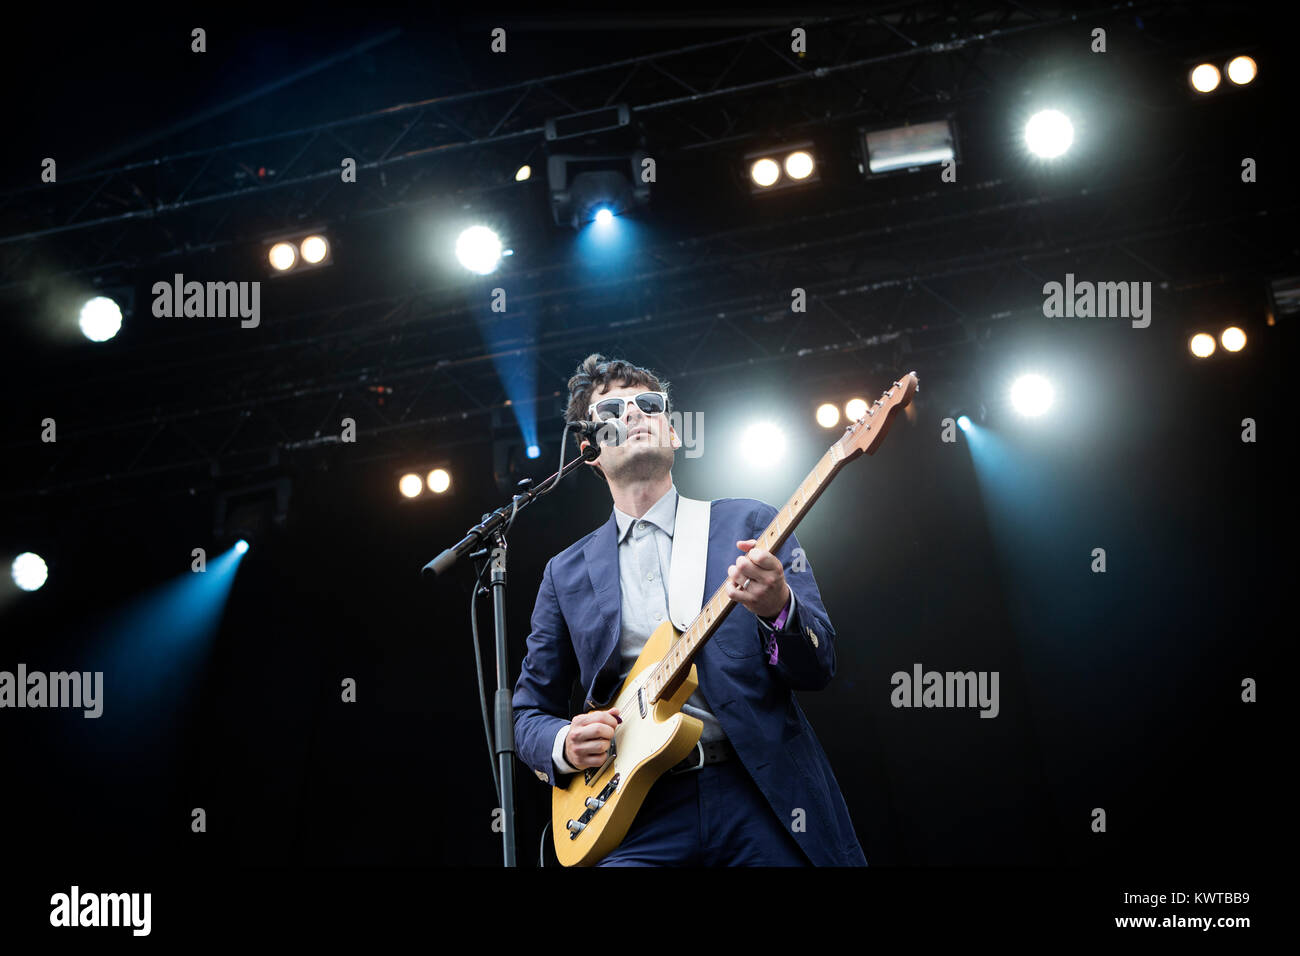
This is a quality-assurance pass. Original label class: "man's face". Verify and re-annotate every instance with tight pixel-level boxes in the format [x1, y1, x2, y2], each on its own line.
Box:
[583, 382, 679, 484]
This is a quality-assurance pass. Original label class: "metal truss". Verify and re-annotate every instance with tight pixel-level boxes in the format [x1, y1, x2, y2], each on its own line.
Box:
[6, 143, 1289, 506]
[0, 0, 1165, 290]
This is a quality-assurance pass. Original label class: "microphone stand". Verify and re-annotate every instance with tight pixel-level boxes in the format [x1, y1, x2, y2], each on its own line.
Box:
[421, 439, 601, 867]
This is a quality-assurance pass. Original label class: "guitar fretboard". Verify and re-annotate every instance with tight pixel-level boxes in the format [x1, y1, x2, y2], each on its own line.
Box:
[645, 443, 847, 704]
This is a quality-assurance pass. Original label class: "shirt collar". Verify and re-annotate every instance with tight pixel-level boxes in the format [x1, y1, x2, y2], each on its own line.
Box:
[613, 483, 678, 543]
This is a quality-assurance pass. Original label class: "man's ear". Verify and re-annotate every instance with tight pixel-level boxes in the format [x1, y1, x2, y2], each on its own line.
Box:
[579, 438, 605, 478]
[669, 425, 681, 450]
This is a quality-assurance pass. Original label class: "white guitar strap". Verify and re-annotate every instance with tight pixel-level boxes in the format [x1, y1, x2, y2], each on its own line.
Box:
[668, 494, 711, 632]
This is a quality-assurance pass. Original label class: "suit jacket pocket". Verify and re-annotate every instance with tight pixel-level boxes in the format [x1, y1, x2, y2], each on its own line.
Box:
[710, 619, 763, 659]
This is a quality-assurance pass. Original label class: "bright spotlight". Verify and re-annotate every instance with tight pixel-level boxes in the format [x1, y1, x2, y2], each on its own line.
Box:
[515, 164, 532, 182]
[300, 235, 328, 264]
[1024, 110, 1073, 159]
[740, 422, 786, 466]
[269, 241, 297, 271]
[593, 208, 613, 225]
[426, 468, 451, 494]
[455, 226, 503, 275]
[957, 415, 972, 432]
[1189, 63, 1221, 93]
[750, 157, 780, 188]
[844, 398, 868, 421]
[234, 539, 250, 555]
[525, 444, 541, 459]
[815, 403, 840, 428]
[79, 296, 123, 342]
[1190, 332, 1216, 358]
[784, 151, 815, 180]
[399, 474, 423, 498]
[1009, 374, 1055, 417]
[11, 552, 48, 592]
[1226, 56, 1256, 86]
[1221, 327, 1246, 352]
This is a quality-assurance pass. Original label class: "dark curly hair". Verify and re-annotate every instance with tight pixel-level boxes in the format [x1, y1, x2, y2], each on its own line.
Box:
[564, 353, 672, 426]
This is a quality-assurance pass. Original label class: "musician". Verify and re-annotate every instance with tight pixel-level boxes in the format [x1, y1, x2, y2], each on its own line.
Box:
[512, 354, 867, 866]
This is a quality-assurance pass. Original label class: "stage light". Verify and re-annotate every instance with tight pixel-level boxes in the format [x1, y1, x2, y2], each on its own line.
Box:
[11, 552, 48, 592]
[300, 235, 328, 264]
[862, 119, 956, 175]
[1009, 374, 1054, 417]
[744, 143, 820, 194]
[1226, 56, 1256, 86]
[269, 241, 297, 271]
[1220, 327, 1246, 352]
[594, 208, 613, 225]
[815, 403, 840, 428]
[79, 296, 123, 342]
[844, 398, 868, 421]
[525, 444, 541, 459]
[399, 473, 423, 498]
[234, 539, 250, 555]
[740, 422, 786, 466]
[547, 148, 650, 230]
[784, 151, 815, 180]
[750, 158, 780, 188]
[1189, 332, 1216, 358]
[515, 164, 532, 181]
[1189, 63, 1220, 93]
[1024, 110, 1073, 159]
[957, 415, 972, 432]
[455, 225, 503, 275]
[426, 468, 451, 494]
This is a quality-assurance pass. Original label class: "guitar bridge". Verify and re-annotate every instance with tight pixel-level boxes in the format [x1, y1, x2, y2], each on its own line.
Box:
[568, 773, 620, 840]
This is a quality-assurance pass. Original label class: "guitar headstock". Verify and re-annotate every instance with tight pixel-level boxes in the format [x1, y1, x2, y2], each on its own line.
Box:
[834, 371, 919, 460]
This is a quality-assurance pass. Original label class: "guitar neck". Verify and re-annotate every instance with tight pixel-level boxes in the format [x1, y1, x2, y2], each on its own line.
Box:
[645, 443, 848, 704]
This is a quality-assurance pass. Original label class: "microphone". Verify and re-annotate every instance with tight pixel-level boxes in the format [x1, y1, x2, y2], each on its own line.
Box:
[567, 419, 627, 447]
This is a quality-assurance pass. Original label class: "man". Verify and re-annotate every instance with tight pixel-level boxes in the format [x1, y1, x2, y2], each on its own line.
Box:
[512, 354, 867, 866]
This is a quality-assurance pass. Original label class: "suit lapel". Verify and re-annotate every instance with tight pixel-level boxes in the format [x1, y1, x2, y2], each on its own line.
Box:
[583, 513, 623, 702]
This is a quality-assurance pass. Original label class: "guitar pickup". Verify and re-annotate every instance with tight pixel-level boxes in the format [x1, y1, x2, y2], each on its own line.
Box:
[582, 738, 616, 786]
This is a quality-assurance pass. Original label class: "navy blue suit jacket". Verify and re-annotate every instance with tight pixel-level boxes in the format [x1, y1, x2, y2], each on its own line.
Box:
[512, 496, 868, 866]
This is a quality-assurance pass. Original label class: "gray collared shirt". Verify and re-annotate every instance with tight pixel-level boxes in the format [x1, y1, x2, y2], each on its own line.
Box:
[610, 484, 726, 748]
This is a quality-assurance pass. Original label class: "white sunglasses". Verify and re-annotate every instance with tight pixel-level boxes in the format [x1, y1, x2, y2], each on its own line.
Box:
[588, 390, 668, 422]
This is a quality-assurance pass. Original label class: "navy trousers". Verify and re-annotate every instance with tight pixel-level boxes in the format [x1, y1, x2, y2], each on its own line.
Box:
[595, 758, 811, 866]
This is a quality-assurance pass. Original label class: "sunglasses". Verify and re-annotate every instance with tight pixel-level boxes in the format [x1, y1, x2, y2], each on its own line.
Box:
[588, 390, 669, 422]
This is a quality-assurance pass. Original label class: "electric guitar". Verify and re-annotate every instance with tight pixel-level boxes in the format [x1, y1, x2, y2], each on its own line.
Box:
[552, 371, 918, 866]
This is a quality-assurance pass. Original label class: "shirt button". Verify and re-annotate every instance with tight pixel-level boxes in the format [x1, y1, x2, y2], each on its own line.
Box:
[637, 521, 647, 530]
[654, 612, 662, 622]
[647, 571, 655, 581]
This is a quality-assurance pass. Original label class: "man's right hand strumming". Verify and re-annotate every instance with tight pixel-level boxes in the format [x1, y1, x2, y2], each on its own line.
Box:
[564, 708, 622, 769]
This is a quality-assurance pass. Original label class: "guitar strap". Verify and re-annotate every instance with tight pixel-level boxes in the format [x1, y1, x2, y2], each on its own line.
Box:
[668, 494, 711, 632]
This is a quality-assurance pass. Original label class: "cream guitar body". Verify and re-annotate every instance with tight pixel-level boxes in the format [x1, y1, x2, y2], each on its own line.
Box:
[552, 619, 703, 867]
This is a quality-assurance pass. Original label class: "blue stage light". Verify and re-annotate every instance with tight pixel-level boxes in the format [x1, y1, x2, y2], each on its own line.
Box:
[957, 415, 972, 432]
[235, 539, 250, 555]
[594, 208, 613, 225]
[526, 444, 541, 459]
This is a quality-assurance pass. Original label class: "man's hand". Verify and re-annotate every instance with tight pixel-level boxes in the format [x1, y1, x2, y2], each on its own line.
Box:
[726, 539, 791, 621]
[564, 708, 621, 770]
